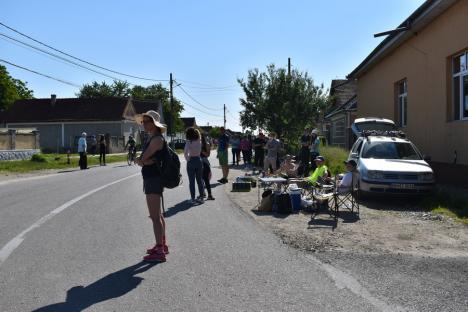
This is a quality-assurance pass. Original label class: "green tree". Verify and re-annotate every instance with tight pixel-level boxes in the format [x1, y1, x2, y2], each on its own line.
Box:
[77, 80, 184, 134]
[130, 83, 184, 135]
[0, 65, 34, 110]
[238, 64, 330, 145]
[78, 80, 130, 98]
[209, 126, 222, 139]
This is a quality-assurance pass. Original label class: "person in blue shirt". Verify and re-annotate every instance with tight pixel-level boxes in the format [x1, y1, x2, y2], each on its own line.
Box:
[217, 127, 229, 183]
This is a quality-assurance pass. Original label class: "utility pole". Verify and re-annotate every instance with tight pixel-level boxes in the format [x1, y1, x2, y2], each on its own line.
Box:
[169, 73, 174, 146]
[223, 104, 226, 129]
[288, 57, 291, 76]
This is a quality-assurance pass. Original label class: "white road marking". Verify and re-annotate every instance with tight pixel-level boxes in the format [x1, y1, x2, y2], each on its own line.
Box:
[0, 173, 140, 266]
[304, 254, 408, 312]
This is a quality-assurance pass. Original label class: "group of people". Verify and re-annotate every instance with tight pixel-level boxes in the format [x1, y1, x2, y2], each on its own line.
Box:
[77, 132, 108, 169]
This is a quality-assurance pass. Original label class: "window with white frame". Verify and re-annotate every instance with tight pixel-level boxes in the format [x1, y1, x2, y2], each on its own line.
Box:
[397, 79, 408, 127]
[453, 51, 468, 120]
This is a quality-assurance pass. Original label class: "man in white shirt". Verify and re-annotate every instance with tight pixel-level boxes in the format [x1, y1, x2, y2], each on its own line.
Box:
[338, 159, 358, 193]
[78, 132, 88, 170]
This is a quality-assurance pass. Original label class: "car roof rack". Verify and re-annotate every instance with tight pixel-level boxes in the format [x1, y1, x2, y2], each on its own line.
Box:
[361, 130, 407, 139]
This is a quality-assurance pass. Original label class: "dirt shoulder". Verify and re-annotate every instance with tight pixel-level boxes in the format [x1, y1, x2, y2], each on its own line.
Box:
[224, 165, 468, 258]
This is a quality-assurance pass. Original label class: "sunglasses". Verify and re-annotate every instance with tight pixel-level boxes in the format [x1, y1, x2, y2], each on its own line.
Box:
[142, 118, 153, 124]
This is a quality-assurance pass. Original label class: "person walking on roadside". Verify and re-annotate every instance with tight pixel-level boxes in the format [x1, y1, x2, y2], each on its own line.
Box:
[201, 133, 215, 200]
[240, 135, 253, 166]
[230, 134, 241, 166]
[135, 110, 169, 263]
[78, 132, 88, 170]
[264, 132, 281, 174]
[99, 135, 106, 166]
[299, 128, 311, 176]
[184, 127, 205, 204]
[253, 132, 266, 169]
[217, 127, 230, 184]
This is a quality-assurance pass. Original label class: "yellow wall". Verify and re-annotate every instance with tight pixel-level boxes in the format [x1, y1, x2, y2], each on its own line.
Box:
[357, 0, 468, 164]
[15, 134, 36, 149]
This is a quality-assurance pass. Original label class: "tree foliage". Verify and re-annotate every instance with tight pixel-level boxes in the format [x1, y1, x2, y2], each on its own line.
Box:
[238, 64, 330, 144]
[77, 80, 184, 133]
[0, 65, 34, 110]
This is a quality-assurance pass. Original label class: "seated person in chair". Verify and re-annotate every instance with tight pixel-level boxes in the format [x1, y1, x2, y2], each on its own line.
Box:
[307, 156, 329, 185]
[276, 154, 299, 178]
[336, 159, 358, 193]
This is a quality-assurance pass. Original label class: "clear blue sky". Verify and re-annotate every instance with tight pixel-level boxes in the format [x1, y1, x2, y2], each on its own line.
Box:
[1, 0, 425, 130]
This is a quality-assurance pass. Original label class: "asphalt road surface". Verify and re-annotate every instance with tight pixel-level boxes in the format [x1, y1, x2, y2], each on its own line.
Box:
[0, 154, 466, 312]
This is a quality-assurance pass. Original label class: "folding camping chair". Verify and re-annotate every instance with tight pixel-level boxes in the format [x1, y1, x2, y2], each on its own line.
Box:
[327, 172, 360, 219]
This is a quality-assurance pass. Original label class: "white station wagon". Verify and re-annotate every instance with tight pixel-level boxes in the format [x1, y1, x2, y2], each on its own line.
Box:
[349, 118, 435, 195]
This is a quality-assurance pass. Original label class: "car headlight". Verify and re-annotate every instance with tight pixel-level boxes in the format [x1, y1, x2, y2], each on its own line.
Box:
[418, 172, 434, 181]
[367, 170, 384, 180]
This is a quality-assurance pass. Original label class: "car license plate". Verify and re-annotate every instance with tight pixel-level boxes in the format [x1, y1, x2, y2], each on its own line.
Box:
[391, 183, 415, 189]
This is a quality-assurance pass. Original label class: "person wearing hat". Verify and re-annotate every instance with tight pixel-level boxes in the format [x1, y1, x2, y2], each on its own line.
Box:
[77, 132, 88, 170]
[337, 159, 358, 193]
[309, 130, 321, 172]
[135, 110, 168, 263]
[307, 155, 329, 184]
[276, 154, 298, 178]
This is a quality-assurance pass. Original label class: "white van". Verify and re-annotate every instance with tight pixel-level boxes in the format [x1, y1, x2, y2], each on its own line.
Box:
[349, 118, 435, 195]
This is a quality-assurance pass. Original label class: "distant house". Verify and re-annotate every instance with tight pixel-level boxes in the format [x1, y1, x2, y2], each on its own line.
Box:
[323, 79, 357, 149]
[347, 0, 468, 183]
[173, 117, 198, 140]
[0, 96, 162, 152]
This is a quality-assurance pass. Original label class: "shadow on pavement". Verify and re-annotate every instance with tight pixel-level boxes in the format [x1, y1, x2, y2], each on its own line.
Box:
[31, 261, 158, 312]
[164, 200, 197, 218]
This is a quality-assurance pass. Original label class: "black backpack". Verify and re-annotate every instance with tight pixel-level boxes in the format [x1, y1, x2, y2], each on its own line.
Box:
[158, 141, 182, 189]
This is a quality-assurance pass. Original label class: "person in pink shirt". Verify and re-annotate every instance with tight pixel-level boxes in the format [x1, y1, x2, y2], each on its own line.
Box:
[184, 127, 205, 204]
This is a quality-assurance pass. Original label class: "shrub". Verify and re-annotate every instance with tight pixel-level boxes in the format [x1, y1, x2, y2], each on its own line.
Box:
[31, 153, 48, 163]
[321, 146, 348, 175]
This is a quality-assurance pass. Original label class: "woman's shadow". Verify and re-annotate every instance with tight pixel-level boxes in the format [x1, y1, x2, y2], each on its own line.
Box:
[32, 261, 158, 312]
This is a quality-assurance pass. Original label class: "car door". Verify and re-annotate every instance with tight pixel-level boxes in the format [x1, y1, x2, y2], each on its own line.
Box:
[349, 138, 363, 160]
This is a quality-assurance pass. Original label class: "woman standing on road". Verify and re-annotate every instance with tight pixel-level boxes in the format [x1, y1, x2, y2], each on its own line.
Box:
[99, 135, 106, 166]
[184, 127, 205, 204]
[201, 133, 215, 200]
[136, 110, 168, 263]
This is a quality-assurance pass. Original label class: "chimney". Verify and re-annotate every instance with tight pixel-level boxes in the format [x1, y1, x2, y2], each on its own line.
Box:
[51, 94, 57, 106]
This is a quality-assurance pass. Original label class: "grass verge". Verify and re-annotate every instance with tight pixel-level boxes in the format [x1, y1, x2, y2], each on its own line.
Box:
[420, 189, 468, 224]
[0, 153, 128, 174]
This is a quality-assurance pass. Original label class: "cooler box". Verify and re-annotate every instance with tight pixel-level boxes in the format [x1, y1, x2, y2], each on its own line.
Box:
[289, 188, 302, 212]
[232, 182, 251, 192]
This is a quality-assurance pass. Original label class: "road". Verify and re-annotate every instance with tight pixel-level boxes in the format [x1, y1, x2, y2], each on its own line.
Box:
[0, 154, 465, 311]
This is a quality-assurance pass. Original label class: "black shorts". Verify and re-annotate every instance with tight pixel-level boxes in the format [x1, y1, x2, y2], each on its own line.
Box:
[143, 176, 163, 195]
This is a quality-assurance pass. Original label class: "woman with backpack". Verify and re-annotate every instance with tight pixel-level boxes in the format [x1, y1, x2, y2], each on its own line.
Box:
[201, 133, 215, 200]
[136, 110, 168, 263]
[184, 127, 205, 204]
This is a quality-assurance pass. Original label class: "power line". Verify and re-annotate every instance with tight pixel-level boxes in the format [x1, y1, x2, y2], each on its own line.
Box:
[176, 78, 238, 89]
[178, 100, 224, 118]
[0, 32, 141, 84]
[0, 21, 168, 82]
[0, 58, 80, 87]
[176, 85, 224, 111]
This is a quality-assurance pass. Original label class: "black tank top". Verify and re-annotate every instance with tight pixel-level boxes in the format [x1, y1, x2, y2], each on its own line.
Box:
[141, 135, 165, 179]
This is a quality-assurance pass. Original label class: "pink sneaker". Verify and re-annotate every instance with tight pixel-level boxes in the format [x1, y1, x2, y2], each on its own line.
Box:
[147, 244, 169, 255]
[143, 249, 166, 263]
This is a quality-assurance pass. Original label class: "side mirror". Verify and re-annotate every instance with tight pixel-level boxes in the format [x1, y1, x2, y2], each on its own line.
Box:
[423, 155, 431, 162]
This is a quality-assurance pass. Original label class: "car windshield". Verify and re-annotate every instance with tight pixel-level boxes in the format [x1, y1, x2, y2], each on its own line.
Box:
[361, 141, 421, 160]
